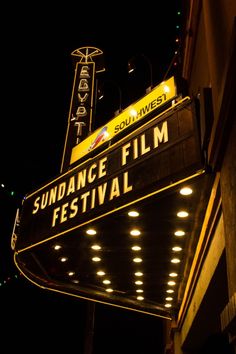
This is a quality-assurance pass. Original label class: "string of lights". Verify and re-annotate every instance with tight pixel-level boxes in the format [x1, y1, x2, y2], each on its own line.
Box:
[162, 9, 183, 81]
[0, 183, 16, 197]
[0, 273, 22, 287]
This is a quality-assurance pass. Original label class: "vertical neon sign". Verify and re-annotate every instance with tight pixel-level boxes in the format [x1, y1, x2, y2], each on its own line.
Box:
[61, 47, 105, 172]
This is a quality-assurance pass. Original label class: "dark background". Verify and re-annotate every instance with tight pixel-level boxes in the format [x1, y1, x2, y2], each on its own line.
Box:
[1, 2, 185, 353]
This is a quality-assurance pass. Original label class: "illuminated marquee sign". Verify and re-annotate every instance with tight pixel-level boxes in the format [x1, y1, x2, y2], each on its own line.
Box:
[61, 47, 105, 172]
[71, 62, 95, 143]
[61, 61, 95, 169]
[70, 76, 177, 165]
[16, 98, 202, 251]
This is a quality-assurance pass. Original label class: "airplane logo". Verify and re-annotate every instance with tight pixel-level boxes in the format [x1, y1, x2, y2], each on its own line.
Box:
[88, 126, 109, 151]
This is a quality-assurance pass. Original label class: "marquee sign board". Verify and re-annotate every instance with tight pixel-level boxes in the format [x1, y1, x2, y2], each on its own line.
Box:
[70, 76, 177, 165]
[13, 94, 212, 319]
[16, 98, 203, 251]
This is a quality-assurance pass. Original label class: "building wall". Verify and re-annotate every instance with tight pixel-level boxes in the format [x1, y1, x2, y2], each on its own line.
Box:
[170, 1, 236, 353]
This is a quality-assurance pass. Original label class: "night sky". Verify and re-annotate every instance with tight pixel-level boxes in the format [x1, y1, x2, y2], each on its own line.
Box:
[1, 2, 185, 353]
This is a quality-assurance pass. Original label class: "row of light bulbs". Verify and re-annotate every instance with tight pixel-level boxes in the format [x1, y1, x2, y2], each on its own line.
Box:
[86, 212, 144, 298]
[164, 186, 193, 308]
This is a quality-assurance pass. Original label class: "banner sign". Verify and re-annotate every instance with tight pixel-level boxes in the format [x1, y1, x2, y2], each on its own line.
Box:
[70, 76, 177, 165]
[61, 61, 96, 170]
[16, 99, 203, 251]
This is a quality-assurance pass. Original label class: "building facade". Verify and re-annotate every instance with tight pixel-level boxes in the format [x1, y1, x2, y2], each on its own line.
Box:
[165, 1, 236, 353]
